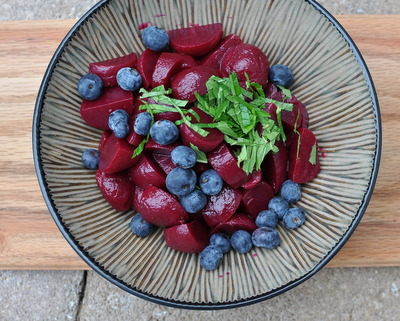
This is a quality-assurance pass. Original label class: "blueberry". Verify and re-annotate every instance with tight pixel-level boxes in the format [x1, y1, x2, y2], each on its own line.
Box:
[199, 169, 223, 196]
[116, 67, 142, 91]
[282, 207, 306, 229]
[210, 233, 231, 254]
[199, 245, 223, 271]
[268, 197, 289, 219]
[134, 112, 153, 136]
[142, 26, 170, 52]
[268, 64, 295, 88]
[77, 73, 103, 100]
[230, 230, 253, 254]
[166, 167, 197, 196]
[129, 213, 154, 237]
[179, 189, 207, 213]
[252, 227, 280, 249]
[171, 146, 197, 169]
[113, 119, 130, 138]
[149, 119, 179, 145]
[108, 109, 130, 131]
[255, 209, 278, 228]
[281, 180, 302, 203]
[81, 149, 100, 169]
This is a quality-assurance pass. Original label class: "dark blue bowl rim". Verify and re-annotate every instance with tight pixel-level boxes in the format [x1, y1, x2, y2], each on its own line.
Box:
[32, 0, 382, 310]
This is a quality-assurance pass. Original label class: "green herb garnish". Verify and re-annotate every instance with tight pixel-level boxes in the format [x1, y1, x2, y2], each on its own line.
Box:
[190, 143, 208, 164]
[309, 143, 317, 165]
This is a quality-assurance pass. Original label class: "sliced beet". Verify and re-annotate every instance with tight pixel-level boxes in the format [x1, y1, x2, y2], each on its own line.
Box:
[240, 182, 275, 219]
[199, 34, 243, 69]
[179, 53, 198, 69]
[96, 170, 134, 212]
[152, 153, 177, 174]
[152, 52, 184, 88]
[88, 52, 137, 87]
[132, 186, 146, 214]
[193, 162, 211, 175]
[171, 65, 222, 103]
[201, 186, 242, 227]
[288, 128, 320, 183]
[207, 142, 251, 189]
[140, 185, 189, 227]
[126, 116, 145, 146]
[98, 134, 140, 174]
[168, 23, 223, 57]
[136, 48, 161, 89]
[211, 212, 257, 235]
[265, 82, 285, 101]
[179, 107, 224, 152]
[80, 86, 134, 130]
[262, 140, 288, 193]
[145, 138, 180, 154]
[98, 130, 112, 152]
[241, 170, 262, 190]
[164, 220, 210, 253]
[128, 153, 166, 188]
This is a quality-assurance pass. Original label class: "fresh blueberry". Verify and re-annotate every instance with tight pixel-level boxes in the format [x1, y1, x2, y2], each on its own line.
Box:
[108, 109, 130, 131]
[129, 213, 154, 237]
[142, 26, 170, 52]
[199, 169, 223, 196]
[116, 67, 142, 91]
[210, 233, 231, 254]
[281, 180, 302, 203]
[268, 64, 295, 88]
[179, 189, 207, 213]
[77, 73, 103, 100]
[134, 112, 153, 136]
[171, 146, 197, 169]
[149, 119, 179, 145]
[282, 207, 306, 229]
[268, 197, 289, 219]
[199, 245, 223, 271]
[252, 227, 280, 249]
[81, 149, 100, 169]
[230, 230, 253, 254]
[255, 209, 278, 228]
[166, 167, 197, 196]
[113, 119, 130, 138]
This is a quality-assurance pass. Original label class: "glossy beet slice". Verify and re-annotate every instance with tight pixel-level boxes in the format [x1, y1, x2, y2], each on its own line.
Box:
[152, 153, 177, 174]
[145, 138, 180, 154]
[128, 153, 166, 188]
[201, 186, 242, 227]
[262, 140, 288, 193]
[132, 186, 146, 214]
[98, 130, 112, 152]
[88, 52, 137, 87]
[80, 86, 134, 130]
[98, 134, 140, 174]
[207, 142, 251, 189]
[240, 181, 275, 218]
[179, 107, 224, 152]
[152, 52, 184, 88]
[211, 212, 257, 235]
[164, 220, 210, 253]
[96, 170, 134, 212]
[241, 170, 262, 190]
[199, 34, 243, 69]
[288, 128, 320, 184]
[140, 185, 189, 227]
[136, 48, 161, 89]
[179, 53, 198, 69]
[168, 23, 223, 57]
[171, 65, 221, 103]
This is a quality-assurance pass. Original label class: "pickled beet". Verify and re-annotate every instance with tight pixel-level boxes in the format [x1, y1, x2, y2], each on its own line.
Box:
[211, 212, 257, 235]
[240, 182, 275, 218]
[136, 48, 161, 89]
[152, 52, 184, 88]
[128, 153, 166, 188]
[261, 140, 288, 193]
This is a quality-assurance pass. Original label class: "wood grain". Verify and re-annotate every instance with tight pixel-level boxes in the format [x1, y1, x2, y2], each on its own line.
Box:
[0, 16, 399, 270]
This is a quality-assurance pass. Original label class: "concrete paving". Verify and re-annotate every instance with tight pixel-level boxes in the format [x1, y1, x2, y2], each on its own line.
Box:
[1, 0, 399, 320]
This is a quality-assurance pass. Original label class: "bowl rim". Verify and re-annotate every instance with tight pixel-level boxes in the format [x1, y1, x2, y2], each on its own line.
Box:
[32, 0, 382, 310]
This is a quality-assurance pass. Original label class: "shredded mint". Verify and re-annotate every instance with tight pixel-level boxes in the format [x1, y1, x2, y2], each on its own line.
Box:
[190, 143, 208, 164]
[309, 143, 317, 165]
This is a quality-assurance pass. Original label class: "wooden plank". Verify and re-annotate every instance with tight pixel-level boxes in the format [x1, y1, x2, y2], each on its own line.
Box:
[0, 16, 399, 270]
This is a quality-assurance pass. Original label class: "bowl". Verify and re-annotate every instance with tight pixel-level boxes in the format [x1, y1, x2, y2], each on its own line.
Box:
[33, 0, 381, 309]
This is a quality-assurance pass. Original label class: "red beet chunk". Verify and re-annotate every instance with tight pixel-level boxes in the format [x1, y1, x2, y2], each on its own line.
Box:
[152, 52, 184, 88]
[80, 86, 134, 130]
[127, 116, 145, 146]
[145, 138, 180, 154]
[288, 128, 320, 183]
[129, 153, 166, 188]
[96, 170, 134, 212]
[168, 23, 223, 57]
[179, 53, 198, 69]
[152, 153, 177, 174]
[164, 220, 210, 253]
[201, 186, 242, 227]
[179, 107, 224, 152]
[241, 170, 262, 190]
[221, 43, 269, 86]
[98, 134, 140, 174]
[140, 185, 189, 227]
[98, 130, 112, 152]
[132, 186, 146, 214]
[171, 65, 221, 103]
[262, 140, 288, 193]
[207, 142, 251, 189]
[240, 182, 275, 219]
[265, 83, 285, 101]
[211, 212, 257, 235]
[193, 162, 211, 175]
[88, 52, 137, 87]
[136, 49, 161, 89]
[200, 34, 243, 69]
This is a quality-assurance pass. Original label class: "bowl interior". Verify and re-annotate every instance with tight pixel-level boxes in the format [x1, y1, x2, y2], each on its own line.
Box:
[34, 0, 380, 308]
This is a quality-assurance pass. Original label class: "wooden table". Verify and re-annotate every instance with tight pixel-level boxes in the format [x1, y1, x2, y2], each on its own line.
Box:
[0, 16, 399, 270]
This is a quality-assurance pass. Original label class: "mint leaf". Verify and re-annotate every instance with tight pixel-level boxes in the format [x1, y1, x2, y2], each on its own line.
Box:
[189, 143, 208, 164]
[309, 143, 317, 165]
